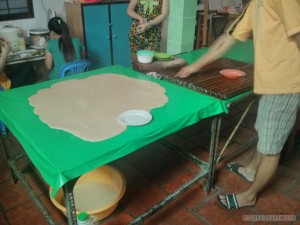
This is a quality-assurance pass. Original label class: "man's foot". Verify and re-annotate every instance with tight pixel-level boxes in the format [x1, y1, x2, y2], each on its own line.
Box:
[217, 193, 256, 210]
[227, 162, 255, 183]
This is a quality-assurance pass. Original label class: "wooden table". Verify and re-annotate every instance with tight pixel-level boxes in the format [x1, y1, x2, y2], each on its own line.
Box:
[132, 57, 253, 100]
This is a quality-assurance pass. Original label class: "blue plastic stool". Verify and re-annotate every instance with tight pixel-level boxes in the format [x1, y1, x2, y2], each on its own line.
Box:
[59, 59, 92, 78]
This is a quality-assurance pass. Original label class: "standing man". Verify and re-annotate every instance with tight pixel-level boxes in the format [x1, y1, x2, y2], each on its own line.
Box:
[176, 0, 300, 209]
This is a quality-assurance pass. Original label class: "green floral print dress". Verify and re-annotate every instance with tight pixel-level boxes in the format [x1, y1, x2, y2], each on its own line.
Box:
[129, 0, 163, 55]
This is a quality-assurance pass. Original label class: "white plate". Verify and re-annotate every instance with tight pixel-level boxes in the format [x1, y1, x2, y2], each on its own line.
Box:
[117, 110, 152, 126]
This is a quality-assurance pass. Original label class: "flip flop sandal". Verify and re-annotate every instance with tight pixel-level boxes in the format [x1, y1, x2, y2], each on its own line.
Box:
[227, 162, 253, 183]
[217, 194, 240, 210]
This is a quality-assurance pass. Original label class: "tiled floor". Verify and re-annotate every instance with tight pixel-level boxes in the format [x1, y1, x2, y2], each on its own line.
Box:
[0, 98, 299, 225]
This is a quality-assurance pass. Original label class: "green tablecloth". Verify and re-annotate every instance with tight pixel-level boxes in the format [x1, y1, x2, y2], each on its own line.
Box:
[0, 65, 226, 197]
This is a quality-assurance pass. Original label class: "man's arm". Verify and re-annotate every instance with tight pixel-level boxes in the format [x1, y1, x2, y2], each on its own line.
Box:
[175, 33, 237, 78]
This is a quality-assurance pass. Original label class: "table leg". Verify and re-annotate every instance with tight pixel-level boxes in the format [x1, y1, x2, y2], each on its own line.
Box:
[63, 178, 80, 225]
[1, 134, 18, 182]
[128, 121, 222, 225]
[206, 116, 221, 193]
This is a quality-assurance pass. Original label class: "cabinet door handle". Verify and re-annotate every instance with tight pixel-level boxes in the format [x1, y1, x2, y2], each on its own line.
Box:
[106, 36, 111, 40]
[113, 35, 117, 39]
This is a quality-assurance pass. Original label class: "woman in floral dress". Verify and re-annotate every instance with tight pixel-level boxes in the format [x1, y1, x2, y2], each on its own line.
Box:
[127, 0, 169, 55]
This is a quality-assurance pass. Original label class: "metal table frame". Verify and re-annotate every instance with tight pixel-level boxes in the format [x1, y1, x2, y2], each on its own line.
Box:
[0, 114, 222, 225]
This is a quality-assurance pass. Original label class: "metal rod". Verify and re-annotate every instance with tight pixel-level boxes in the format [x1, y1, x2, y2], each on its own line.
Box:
[221, 137, 258, 162]
[158, 139, 209, 166]
[63, 178, 80, 225]
[128, 169, 208, 225]
[217, 99, 255, 163]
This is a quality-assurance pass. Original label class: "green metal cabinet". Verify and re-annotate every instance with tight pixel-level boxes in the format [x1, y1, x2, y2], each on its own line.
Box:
[82, 1, 131, 69]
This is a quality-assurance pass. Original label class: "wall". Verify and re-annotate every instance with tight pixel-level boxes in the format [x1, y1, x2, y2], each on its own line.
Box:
[167, 0, 197, 55]
[160, 20, 168, 53]
[0, 0, 66, 37]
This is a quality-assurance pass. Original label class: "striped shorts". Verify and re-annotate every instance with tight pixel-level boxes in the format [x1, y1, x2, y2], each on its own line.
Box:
[255, 93, 300, 155]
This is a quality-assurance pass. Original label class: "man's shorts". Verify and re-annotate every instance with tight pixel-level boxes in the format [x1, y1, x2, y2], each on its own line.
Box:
[255, 93, 300, 155]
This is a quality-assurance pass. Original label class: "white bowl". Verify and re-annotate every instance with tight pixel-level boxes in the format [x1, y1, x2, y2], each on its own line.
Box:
[136, 50, 154, 64]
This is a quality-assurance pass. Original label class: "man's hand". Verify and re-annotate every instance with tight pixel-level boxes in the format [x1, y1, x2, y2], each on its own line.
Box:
[175, 65, 198, 78]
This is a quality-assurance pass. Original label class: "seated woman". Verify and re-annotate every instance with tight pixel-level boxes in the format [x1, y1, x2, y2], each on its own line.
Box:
[45, 17, 85, 79]
[0, 39, 37, 90]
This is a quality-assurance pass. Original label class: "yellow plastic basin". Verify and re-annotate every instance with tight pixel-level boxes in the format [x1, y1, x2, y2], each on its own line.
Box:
[49, 165, 126, 221]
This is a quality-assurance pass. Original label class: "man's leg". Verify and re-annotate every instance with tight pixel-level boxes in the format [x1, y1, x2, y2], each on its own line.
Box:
[219, 93, 300, 209]
[243, 153, 280, 199]
[220, 153, 280, 207]
[244, 150, 261, 176]
[227, 150, 261, 182]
